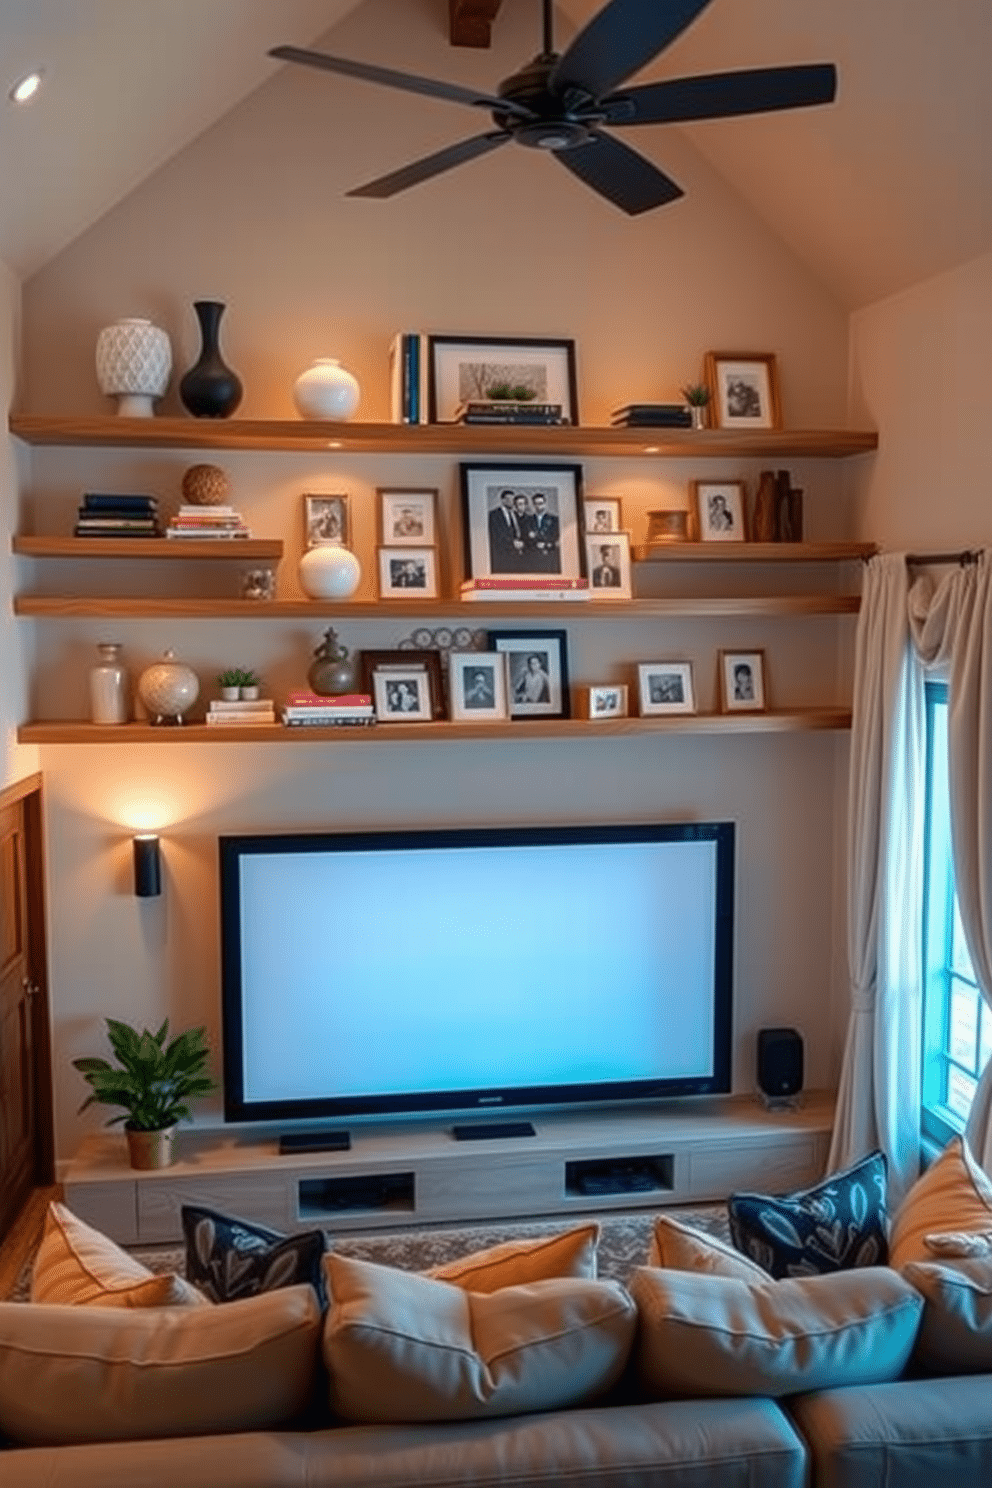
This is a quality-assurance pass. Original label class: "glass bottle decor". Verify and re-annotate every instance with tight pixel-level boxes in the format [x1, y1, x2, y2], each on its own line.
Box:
[89, 642, 130, 724]
[178, 300, 243, 418]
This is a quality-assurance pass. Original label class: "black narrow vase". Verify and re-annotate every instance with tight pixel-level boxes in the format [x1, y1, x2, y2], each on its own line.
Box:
[179, 300, 243, 418]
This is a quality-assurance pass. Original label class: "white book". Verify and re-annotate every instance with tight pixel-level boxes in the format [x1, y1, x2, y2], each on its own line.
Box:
[460, 588, 591, 603]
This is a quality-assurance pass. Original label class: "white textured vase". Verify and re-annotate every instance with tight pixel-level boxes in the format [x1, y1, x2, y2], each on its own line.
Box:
[293, 358, 360, 421]
[95, 317, 172, 417]
[137, 650, 199, 724]
[298, 544, 361, 600]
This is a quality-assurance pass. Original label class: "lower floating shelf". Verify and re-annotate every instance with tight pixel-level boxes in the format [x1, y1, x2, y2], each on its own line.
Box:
[18, 710, 853, 744]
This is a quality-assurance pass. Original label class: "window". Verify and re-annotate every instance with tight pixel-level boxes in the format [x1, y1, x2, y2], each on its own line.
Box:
[921, 681, 988, 1146]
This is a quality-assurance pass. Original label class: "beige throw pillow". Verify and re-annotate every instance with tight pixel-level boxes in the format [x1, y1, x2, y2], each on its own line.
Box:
[889, 1136, 992, 1269]
[630, 1265, 922, 1398]
[30, 1201, 206, 1307]
[322, 1252, 636, 1423]
[902, 1257, 992, 1374]
[0, 1285, 321, 1446]
[649, 1214, 770, 1282]
[426, 1223, 599, 1292]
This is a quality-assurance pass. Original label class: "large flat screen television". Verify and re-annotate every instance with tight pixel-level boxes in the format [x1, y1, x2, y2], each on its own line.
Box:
[219, 821, 734, 1128]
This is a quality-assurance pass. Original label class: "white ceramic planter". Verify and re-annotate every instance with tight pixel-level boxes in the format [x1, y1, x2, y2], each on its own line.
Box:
[95, 317, 172, 417]
[293, 358, 360, 421]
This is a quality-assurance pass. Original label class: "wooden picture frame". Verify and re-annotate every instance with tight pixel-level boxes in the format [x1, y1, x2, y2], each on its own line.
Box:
[359, 649, 445, 719]
[377, 546, 438, 599]
[704, 352, 782, 430]
[693, 481, 748, 543]
[377, 488, 437, 546]
[303, 493, 349, 548]
[584, 497, 622, 534]
[428, 335, 579, 424]
[372, 667, 433, 723]
[637, 662, 696, 716]
[460, 462, 586, 584]
[719, 649, 767, 712]
[586, 531, 632, 597]
[488, 629, 570, 719]
[448, 652, 509, 722]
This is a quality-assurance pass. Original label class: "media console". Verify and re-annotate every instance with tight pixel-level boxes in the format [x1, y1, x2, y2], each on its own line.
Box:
[63, 1092, 834, 1245]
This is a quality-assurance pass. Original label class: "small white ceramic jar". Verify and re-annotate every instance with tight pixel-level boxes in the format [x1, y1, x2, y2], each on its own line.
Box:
[298, 545, 361, 599]
[293, 359, 360, 421]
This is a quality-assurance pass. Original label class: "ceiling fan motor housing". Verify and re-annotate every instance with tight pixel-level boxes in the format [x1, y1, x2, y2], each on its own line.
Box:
[495, 56, 598, 149]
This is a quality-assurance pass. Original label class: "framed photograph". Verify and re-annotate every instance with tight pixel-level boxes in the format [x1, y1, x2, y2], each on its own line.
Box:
[637, 662, 696, 716]
[378, 487, 437, 546]
[693, 481, 747, 543]
[588, 684, 628, 720]
[585, 497, 621, 534]
[704, 352, 782, 430]
[719, 650, 767, 713]
[303, 493, 349, 548]
[449, 652, 508, 723]
[377, 546, 438, 599]
[460, 462, 585, 583]
[372, 667, 433, 723]
[586, 531, 632, 598]
[359, 648, 445, 719]
[428, 335, 578, 425]
[489, 629, 570, 719]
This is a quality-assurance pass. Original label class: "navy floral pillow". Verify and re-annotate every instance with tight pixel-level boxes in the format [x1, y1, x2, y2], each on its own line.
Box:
[181, 1204, 328, 1305]
[728, 1149, 889, 1278]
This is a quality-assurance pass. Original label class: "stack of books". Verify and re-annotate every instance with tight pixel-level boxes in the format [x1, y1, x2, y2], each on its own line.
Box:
[74, 492, 161, 537]
[460, 576, 590, 603]
[281, 692, 376, 727]
[166, 505, 252, 540]
[455, 401, 566, 426]
[610, 404, 693, 428]
[389, 332, 429, 424]
[206, 698, 276, 727]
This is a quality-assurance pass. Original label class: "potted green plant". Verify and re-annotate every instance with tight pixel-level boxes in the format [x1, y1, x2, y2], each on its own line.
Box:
[681, 383, 711, 430]
[218, 666, 243, 701]
[238, 668, 261, 701]
[73, 1017, 217, 1169]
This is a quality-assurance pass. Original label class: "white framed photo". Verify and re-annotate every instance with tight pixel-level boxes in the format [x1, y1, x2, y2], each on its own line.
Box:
[449, 652, 508, 722]
[637, 662, 696, 716]
[303, 492, 349, 548]
[377, 546, 438, 599]
[585, 497, 621, 534]
[719, 649, 767, 712]
[372, 667, 433, 723]
[378, 487, 437, 546]
[693, 481, 747, 542]
[588, 684, 628, 720]
[586, 532, 632, 598]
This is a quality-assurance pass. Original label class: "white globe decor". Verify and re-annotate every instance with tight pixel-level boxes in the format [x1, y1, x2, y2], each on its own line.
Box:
[298, 545, 361, 600]
[137, 650, 199, 724]
[292, 358, 360, 421]
[95, 318, 172, 417]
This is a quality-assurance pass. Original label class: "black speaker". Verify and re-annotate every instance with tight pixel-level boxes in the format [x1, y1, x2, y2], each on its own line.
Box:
[757, 1027, 804, 1101]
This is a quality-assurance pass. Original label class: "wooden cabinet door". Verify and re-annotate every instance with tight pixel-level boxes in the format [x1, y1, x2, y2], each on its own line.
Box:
[0, 800, 37, 1235]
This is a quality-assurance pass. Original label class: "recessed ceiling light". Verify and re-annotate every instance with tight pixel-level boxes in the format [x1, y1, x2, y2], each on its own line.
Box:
[9, 70, 43, 105]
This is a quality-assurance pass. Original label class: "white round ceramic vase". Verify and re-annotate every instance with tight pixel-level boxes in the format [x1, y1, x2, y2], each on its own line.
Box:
[95, 318, 172, 416]
[137, 650, 200, 723]
[293, 359, 360, 421]
[298, 545, 362, 600]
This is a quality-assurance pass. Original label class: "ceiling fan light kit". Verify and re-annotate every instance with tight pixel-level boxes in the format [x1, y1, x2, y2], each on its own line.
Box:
[269, 0, 836, 215]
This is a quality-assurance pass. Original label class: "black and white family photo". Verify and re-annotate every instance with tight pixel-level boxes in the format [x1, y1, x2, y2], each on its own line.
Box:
[487, 488, 561, 575]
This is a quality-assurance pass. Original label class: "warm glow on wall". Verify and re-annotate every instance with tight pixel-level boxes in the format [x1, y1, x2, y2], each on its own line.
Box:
[9, 70, 43, 105]
[115, 792, 177, 832]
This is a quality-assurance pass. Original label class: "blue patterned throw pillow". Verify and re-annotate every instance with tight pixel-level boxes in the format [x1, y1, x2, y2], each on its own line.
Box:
[728, 1150, 889, 1278]
[181, 1204, 328, 1305]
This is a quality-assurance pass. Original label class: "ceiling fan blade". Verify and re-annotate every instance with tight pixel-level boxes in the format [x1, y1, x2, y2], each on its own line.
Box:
[555, 131, 684, 215]
[269, 45, 534, 119]
[603, 64, 837, 126]
[550, 0, 712, 101]
[347, 131, 510, 200]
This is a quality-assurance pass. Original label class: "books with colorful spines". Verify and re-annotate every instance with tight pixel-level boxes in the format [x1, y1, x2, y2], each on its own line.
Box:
[388, 332, 429, 424]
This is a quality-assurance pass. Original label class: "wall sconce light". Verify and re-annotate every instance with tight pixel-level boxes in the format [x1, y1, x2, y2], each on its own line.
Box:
[133, 834, 161, 898]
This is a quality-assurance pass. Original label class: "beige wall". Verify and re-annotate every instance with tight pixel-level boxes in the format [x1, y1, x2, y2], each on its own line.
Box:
[14, 0, 859, 1162]
[0, 254, 38, 789]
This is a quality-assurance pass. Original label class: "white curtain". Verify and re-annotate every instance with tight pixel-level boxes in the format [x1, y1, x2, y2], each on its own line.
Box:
[910, 551, 992, 1166]
[829, 553, 926, 1203]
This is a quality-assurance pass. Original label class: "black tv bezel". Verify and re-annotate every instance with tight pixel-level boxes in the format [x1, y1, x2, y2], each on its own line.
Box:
[219, 821, 735, 1126]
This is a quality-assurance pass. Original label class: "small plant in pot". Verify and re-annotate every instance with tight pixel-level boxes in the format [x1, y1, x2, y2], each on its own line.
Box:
[681, 382, 711, 429]
[73, 1017, 217, 1170]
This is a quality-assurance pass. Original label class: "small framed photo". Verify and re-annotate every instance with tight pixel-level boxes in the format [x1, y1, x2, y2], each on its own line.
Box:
[378, 487, 437, 546]
[489, 629, 570, 719]
[304, 493, 349, 548]
[703, 352, 782, 430]
[360, 649, 445, 718]
[588, 684, 628, 720]
[377, 546, 438, 599]
[586, 532, 632, 597]
[460, 462, 586, 583]
[693, 481, 747, 542]
[585, 497, 621, 534]
[428, 335, 579, 425]
[719, 650, 767, 712]
[372, 668, 433, 723]
[449, 652, 508, 723]
[638, 662, 696, 716]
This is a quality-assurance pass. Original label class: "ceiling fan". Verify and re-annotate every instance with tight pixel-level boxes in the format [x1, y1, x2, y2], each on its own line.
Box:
[270, 0, 836, 216]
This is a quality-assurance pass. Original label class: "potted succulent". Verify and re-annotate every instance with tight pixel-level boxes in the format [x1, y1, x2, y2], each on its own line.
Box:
[238, 668, 261, 701]
[73, 1017, 217, 1169]
[681, 382, 711, 430]
[218, 666, 243, 701]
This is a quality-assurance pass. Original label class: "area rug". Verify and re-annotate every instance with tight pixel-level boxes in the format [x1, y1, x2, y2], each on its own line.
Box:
[7, 1203, 731, 1302]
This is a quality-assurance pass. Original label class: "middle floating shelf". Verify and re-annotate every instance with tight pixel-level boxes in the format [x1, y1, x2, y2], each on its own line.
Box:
[13, 595, 861, 619]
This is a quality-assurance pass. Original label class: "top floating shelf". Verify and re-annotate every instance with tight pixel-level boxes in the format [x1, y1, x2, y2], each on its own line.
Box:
[8, 415, 879, 460]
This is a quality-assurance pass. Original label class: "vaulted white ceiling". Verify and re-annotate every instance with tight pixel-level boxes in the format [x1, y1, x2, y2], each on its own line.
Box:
[2, 0, 989, 308]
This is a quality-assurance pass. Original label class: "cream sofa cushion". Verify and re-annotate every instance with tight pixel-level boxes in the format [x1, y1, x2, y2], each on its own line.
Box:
[30, 1201, 206, 1307]
[426, 1223, 599, 1292]
[322, 1252, 636, 1423]
[889, 1135, 992, 1269]
[0, 1284, 321, 1446]
[649, 1214, 770, 1282]
[630, 1265, 922, 1398]
[903, 1256, 992, 1374]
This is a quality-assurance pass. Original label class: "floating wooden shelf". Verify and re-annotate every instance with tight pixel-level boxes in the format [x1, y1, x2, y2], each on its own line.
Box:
[17, 710, 853, 745]
[12, 536, 284, 560]
[8, 414, 879, 461]
[633, 541, 877, 563]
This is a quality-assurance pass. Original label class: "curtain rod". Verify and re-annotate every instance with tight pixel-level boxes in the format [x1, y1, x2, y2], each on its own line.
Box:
[904, 549, 979, 566]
